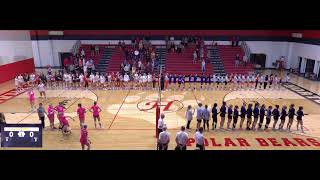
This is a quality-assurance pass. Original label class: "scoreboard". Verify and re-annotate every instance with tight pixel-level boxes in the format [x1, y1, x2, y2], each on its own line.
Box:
[0, 124, 42, 148]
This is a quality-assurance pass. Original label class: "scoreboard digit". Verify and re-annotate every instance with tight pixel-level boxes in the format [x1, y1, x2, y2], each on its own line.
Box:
[0, 124, 42, 148]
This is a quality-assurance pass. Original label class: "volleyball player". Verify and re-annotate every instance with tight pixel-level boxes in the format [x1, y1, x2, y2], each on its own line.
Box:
[207, 74, 212, 90]
[173, 74, 177, 90]
[54, 102, 66, 129]
[278, 105, 287, 131]
[77, 103, 86, 127]
[255, 74, 259, 89]
[89, 101, 102, 128]
[269, 74, 274, 89]
[216, 74, 221, 90]
[107, 73, 112, 90]
[226, 105, 233, 130]
[63, 72, 68, 88]
[60, 115, 71, 135]
[203, 105, 210, 130]
[272, 105, 280, 130]
[168, 74, 172, 90]
[100, 73, 106, 89]
[287, 104, 295, 131]
[15, 76, 20, 93]
[193, 74, 198, 90]
[178, 74, 183, 90]
[18, 74, 24, 89]
[212, 74, 217, 90]
[246, 74, 251, 89]
[250, 74, 256, 90]
[211, 103, 218, 130]
[219, 102, 227, 129]
[196, 103, 204, 130]
[175, 126, 188, 150]
[259, 74, 264, 89]
[252, 103, 260, 130]
[233, 74, 238, 90]
[147, 73, 153, 89]
[165, 73, 169, 90]
[89, 73, 95, 88]
[185, 105, 194, 129]
[80, 124, 91, 150]
[258, 104, 266, 130]
[27, 88, 35, 111]
[232, 105, 239, 130]
[220, 75, 225, 90]
[239, 102, 246, 129]
[246, 104, 253, 130]
[94, 72, 100, 88]
[68, 73, 73, 89]
[200, 74, 205, 90]
[79, 73, 84, 88]
[37, 81, 46, 99]
[263, 75, 268, 90]
[47, 104, 56, 129]
[123, 73, 130, 90]
[274, 75, 280, 90]
[224, 74, 229, 90]
[29, 73, 36, 87]
[296, 106, 304, 133]
[264, 106, 272, 130]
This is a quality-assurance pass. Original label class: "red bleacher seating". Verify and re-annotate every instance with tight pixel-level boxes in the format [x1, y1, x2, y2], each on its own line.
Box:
[165, 47, 213, 75]
[217, 45, 253, 74]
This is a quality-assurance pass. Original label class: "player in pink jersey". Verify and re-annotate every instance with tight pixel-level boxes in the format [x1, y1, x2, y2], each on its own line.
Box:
[80, 124, 91, 150]
[89, 101, 102, 128]
[27, 88, 35, 111]
[60, 115, 71, 134]
[47, 104, 56, 129]
[77, 103, 86, 127]
[54, 102, 66, 129]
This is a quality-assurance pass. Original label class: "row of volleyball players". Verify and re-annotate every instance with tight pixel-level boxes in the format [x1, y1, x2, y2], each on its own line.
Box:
[44, 101, 103, 133]
[164, 73, 290, 91]
[191, 102, 304, 133]
[44, 71, 160, 90]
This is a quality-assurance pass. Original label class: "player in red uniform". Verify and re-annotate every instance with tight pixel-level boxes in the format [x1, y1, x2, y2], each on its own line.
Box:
[80, 124, 91, 150]
[89, 101, 102, 128]
[77, 103, 86, 127]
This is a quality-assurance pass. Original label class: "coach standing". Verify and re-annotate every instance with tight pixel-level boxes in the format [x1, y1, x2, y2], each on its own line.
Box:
[158, 125, 170, 150]
[195, 127, 205, 150]
[157, 113, 165, 136]
[175, 126, 188, 150]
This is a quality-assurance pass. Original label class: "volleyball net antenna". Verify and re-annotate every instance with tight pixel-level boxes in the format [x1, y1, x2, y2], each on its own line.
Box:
[155, 64, 162, 138]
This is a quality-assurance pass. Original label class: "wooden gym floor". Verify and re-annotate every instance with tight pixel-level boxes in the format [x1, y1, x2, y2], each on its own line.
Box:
[1, 70, 320, 150]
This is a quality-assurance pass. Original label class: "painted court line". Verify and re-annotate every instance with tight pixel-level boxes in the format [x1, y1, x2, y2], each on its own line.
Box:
[108, 90, 131, 129]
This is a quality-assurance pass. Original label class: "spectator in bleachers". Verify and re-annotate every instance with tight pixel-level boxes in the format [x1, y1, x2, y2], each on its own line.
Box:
[90, 45, 95, 56]
[201, 59, 206, 74]
[243, 55, 248, 67]
[177, 43, 183, 53]
[81, 49, 85, 57]
[200, 47, 204, 59]
[193, 50, 198, 64]
[235, 54, 240, 67]
[95, 45, 99, 55]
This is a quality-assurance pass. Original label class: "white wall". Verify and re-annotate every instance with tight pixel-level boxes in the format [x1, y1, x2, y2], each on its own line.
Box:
[247, 41, 320, 75]
[32, 40, 76, 67]
[246, 41, 291, 68]
[0, 30, 33, 65]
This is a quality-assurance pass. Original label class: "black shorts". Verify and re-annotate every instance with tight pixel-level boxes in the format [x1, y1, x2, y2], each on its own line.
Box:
[196, 144, 204, 150]
[197, 119, 202, 122]
[212, 117, 217, 122]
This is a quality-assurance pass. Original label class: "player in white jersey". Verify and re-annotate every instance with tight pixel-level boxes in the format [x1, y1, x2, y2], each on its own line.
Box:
[123, 73, 130, 89]
[219, 75, 225, 90]
[133, 73, 138, 89]
[259, 74, 264, 89]
[79, 73, 84, 88]
[89, 73, 95, 88]
[18, 74, 24, 88]
[274, 75, 280, 90]
[233, 74, 238, 90]
[15, 76, 20, 92]
[29, 73, 36, 86]
[142, 74, 147, 89]
[93, 73, 100, 88]
[246, 74, 251, 89]
[37, 81, 46, 99]
[100, 74, 106, 89]
[63, 73, 68, 88]
[241, 74, 246, 89]
[284, 73, 290, 84]
[224, 74, 229, 90]
[107, 73, 112, 89]
[147, 73, 152, 89]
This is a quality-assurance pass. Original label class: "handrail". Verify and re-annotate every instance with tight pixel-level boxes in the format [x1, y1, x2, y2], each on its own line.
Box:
[240, 41, 251, 61]
[71, 40, 81, 55]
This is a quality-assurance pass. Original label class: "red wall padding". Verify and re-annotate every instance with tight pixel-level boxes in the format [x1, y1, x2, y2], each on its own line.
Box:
[0, 58, 35, 83]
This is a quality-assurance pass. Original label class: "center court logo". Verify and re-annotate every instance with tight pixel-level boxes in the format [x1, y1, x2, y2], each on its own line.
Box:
[137, 100, 184, 113]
